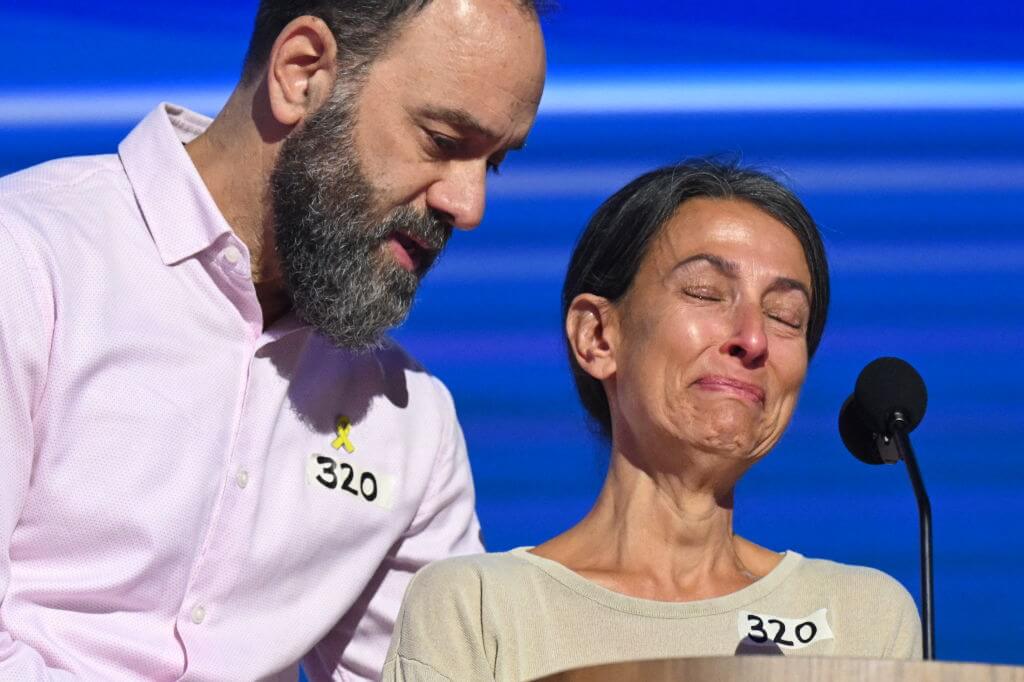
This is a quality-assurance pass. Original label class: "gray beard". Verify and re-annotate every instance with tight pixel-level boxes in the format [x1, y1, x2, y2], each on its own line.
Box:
[270, 86, 451, 352]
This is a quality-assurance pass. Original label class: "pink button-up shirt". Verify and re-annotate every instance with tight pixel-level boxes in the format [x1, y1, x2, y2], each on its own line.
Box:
[0, 104, 482, 681]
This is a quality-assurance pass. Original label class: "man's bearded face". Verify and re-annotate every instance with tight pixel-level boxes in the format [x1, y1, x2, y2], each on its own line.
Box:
[270, 85, 452, 352]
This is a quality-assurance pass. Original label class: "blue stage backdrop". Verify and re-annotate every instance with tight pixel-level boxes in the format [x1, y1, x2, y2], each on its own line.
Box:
[3, 0, 1023, 669]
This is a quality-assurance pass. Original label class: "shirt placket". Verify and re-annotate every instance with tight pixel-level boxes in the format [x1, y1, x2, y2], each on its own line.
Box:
[174, 236, 264, 676]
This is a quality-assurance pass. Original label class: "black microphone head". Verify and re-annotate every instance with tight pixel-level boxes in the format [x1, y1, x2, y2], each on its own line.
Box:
[839, 394, 885, 464]
[853, 357, 928, 433]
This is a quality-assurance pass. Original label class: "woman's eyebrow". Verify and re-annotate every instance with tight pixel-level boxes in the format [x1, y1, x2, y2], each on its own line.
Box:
[672, 253, 811, 301]
[671, 253, 738, 276]
[766, 277, 812, 302]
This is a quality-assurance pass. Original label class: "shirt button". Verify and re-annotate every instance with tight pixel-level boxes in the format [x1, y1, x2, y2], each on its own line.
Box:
[235, 469, 249, 489]
[223, 245, 242, 264]
[190, 604, 206, 625]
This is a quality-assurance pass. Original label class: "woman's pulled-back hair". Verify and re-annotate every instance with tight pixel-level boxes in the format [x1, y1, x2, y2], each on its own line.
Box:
[562, 158, 830, 441]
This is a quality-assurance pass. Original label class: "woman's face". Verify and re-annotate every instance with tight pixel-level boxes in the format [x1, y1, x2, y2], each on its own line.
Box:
[609, 197, 813, 463]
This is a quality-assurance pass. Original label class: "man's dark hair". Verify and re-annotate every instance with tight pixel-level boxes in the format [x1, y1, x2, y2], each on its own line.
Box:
[241, 0, 544, 85]
[562, 158, 831, 441]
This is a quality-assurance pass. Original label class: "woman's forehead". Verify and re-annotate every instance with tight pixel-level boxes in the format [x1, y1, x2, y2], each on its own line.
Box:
[647, 198, 811, 283]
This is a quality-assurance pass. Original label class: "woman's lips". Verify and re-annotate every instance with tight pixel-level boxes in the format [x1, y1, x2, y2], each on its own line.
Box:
[694, 375, 766, 404]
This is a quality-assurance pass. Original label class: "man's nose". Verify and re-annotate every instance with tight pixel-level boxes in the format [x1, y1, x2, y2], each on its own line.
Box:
[425, 162, 487, 230]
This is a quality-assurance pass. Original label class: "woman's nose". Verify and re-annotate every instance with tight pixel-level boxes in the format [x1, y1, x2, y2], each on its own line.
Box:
[720, 302, 768, 369]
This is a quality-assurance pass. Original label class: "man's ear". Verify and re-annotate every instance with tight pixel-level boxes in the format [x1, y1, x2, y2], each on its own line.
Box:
[566, 293, 619, 381]
[266, 16, 339, 127]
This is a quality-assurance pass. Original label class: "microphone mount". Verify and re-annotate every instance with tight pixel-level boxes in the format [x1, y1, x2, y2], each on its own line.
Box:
[873, 410, 910, 464]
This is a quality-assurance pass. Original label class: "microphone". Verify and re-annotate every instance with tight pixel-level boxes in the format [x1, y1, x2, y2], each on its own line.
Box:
[839, 357, 928, 464]
[839, 357, 934, 660]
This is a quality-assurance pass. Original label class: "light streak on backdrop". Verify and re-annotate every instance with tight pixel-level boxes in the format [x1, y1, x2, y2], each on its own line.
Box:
[4, 65, 1024, 127]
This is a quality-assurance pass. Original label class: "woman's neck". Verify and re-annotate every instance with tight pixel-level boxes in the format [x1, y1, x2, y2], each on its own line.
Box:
[532, 444, 781, 602]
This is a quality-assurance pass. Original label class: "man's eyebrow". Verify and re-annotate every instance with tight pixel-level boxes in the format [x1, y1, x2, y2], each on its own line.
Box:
[418, 106, 527, 150]
[672, 253, 811, 301]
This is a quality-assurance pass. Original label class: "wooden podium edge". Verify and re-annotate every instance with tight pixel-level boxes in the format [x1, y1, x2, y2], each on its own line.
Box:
[535, 655, 1024, 682]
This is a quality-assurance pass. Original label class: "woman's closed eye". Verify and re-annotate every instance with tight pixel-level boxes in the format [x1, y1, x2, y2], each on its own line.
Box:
[763, 302, 808, 331]
[763, 290, 809, 331]
[683, 286, 724, 302]
[766, 312, 803, 330]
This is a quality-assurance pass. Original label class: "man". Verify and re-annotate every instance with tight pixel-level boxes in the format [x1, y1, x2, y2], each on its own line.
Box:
[0, 0, 545, 679]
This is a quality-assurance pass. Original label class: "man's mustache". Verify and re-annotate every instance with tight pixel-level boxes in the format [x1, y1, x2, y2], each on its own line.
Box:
[391, 209, 452, 252]
[380, 208, 453, 258]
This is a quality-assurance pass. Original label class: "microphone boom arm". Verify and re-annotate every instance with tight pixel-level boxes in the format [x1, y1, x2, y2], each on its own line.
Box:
[890, 411, 935, 660]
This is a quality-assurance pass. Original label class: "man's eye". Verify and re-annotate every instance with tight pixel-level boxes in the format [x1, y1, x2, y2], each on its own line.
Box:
[430, 133, 458, 154]
[486, 151, 508, 175]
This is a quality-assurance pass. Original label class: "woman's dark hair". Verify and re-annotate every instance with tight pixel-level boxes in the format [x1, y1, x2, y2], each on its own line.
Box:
[562, 158, 830, 441]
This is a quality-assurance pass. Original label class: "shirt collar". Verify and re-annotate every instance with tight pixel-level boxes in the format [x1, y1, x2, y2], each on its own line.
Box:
[118, 102, 234, 265]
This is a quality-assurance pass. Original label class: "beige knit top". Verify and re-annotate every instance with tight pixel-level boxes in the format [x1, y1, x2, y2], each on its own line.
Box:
[382, 548, 922, 681]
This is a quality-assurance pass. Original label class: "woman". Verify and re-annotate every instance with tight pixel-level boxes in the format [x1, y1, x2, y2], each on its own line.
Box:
[382, 160, 922, 681]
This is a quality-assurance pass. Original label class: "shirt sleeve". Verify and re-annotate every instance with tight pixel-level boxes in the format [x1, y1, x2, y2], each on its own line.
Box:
[390, 378, 484, 565]
[305, 378, 484, 681]
[0, 220, 70, 679]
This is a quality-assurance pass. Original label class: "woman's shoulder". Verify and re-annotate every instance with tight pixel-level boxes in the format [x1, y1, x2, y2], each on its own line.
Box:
[787, 553, 921, 653]
[749, 552, 920, 658]
[415, 547, 538, 578]
[387, 551, 547, 680]
[406, 548, 544, 602]
[791, 553, 916, 603]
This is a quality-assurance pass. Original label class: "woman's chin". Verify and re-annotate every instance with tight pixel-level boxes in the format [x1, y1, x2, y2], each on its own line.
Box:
[693, 436, 760, 460]
[692, 408, 763, 454]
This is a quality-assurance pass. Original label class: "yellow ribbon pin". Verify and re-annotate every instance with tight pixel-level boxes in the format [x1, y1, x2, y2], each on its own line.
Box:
[332, 416, 356, 454]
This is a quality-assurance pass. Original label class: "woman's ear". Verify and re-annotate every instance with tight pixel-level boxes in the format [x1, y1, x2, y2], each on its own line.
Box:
[266, 16, 339, 128]
[566, 293, 619, 380]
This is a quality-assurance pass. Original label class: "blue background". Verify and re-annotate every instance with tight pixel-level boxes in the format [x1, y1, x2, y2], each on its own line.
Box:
[3, 0, 1022, 669]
